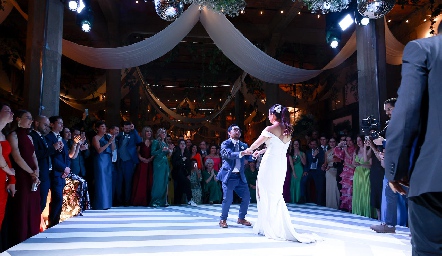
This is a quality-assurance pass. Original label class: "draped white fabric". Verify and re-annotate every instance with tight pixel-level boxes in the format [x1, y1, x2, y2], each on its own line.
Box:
[384, 19, 405, 65]
[200, 8, 323, 84]
[62, 4, 200, 69]
[6, 0, 407, 88]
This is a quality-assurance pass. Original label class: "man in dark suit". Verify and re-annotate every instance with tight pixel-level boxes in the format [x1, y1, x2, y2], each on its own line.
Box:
[29, 116, 62, 216]
[115, 121, 142, 206]
[45, 116, 71, 227]
[302, 139, 326, 206]
[217, 124, 253, 228]
[384, 25, 442, 255]
[198, 140, 208, 158]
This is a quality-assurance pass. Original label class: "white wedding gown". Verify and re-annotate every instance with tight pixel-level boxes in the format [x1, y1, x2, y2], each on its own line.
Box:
[253, 130, 318, 243]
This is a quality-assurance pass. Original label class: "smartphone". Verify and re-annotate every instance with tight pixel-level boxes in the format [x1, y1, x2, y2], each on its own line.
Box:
[85, 109, 89, 116]
[365, 135, 370, 141]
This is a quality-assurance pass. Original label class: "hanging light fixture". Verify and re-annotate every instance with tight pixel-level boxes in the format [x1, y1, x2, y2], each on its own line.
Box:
[154, 0, 184, 21]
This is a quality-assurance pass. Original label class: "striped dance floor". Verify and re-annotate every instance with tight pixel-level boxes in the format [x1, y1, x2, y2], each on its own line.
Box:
[1, 203, 411, 256]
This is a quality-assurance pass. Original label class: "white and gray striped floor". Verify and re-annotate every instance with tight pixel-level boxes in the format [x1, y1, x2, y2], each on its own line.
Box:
[1, 203, 411, 256]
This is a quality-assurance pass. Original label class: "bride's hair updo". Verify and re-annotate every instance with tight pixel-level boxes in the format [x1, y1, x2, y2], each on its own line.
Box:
[270, 104, 293, 136]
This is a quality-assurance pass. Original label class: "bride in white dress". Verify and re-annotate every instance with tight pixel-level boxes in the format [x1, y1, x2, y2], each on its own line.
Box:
[245, 104, 318, 243]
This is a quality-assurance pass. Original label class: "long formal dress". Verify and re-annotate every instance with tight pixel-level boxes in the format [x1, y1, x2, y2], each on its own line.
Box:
[9, 128, 41, 245]
[290, 152, 304, 204]
[254, 131, 318, 243]
[150, 140, 170, 207]
[93, 136, 113, 210]
[189, 170, 202, 204]
[202, 170, 222, 203]
[352, 155, 375, 218]
[334, 146, 356, 211]
[131, 142, 153, 206]
[0, 141, 14, 231]
[325, 150, 340, 209]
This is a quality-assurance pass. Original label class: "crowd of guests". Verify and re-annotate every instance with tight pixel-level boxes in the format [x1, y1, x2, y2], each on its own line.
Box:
[0, 97, 406, 251]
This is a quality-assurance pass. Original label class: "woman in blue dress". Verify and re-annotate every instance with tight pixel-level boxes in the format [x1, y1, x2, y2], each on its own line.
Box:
[91, 121, 115, 210]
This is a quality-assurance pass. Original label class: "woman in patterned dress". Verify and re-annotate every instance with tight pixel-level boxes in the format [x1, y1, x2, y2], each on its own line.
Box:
[334, 136, 356, 211]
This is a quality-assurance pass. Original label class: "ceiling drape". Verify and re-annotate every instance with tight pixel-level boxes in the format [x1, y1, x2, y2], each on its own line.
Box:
[4, 0, 407, 86]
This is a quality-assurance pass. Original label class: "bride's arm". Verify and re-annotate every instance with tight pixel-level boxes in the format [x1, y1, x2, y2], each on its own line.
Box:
[246, 135, 268, 153]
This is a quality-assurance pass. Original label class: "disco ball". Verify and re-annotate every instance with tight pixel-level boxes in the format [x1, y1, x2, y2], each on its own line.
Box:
[357, 0, 395, 19]
[154, 0, 184, 21]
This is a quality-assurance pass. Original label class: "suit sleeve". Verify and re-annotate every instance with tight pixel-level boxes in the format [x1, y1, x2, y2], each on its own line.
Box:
[384, 41, 428, 181]
[133, 130, 142, 145]
[220, 140, 240, 160]
[30, 133, 56, 160]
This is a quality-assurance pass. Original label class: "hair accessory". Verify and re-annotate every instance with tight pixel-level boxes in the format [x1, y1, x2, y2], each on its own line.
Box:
[274, 105, 282, 113]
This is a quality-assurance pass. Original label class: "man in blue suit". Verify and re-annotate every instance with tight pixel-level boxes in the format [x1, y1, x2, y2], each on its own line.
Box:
[45, 116, 71, 227]
[116, 121, 142, 206]
[217, 124, 253, 228]
[302, 139, 326, 206]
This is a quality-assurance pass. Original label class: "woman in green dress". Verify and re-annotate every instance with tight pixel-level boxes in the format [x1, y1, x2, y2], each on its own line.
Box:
[288, 139, 306, 204]
[150, 128, 171, 207]
[202, 158, 222, 204]
[352, 135, 375, 218]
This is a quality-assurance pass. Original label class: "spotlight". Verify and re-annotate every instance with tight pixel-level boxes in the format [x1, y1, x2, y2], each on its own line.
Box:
[76, 6, 93, 32]
[338, 13, 353, 31]
[77, 0, 85, 13]
[354, 10, 370, 26]
[81, 20, 91, 32]
[67, 0, 79, 11]
[326, 26, 341, 49]
[330, 39, 339, 48]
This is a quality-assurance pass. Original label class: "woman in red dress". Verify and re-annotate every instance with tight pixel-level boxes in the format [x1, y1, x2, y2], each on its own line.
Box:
[0, 103, 15, 231]
[6, 109, 41, 246]
[131, 127, 154, 206]
[190, 145, 203, 170]
[204, 145, 221, 171]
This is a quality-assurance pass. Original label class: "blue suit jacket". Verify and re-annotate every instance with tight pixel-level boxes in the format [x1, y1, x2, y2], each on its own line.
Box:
[217, 139, 253, 184]
[45, 132, 71, 173]
[29, 130, 57, 182]
[116, 129, 142, 164]
[304, 148, 325, 173]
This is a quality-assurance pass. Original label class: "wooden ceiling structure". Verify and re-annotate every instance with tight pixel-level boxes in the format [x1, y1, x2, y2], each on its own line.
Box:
[0, 0, 435, 123]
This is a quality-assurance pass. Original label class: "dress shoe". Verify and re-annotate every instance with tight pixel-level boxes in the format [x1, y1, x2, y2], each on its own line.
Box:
[370, 223, 395, 233]
[188, 200, 197, 206]
[237, 218, 252, 226]
[219, 220, 228, 228]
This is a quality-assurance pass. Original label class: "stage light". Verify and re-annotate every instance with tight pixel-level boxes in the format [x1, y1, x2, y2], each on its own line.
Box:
[326, 26, 341, 49]
[81, 20, 91, 32]
[354, 10, 370, 26]
[76, 6, 94, 32]
[330, 38, 339, 48]
[361, 17, 369, 25]
[77, 0, 85, 13]
[338, 14, 353, 31]
[68, 0, 79, 11]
